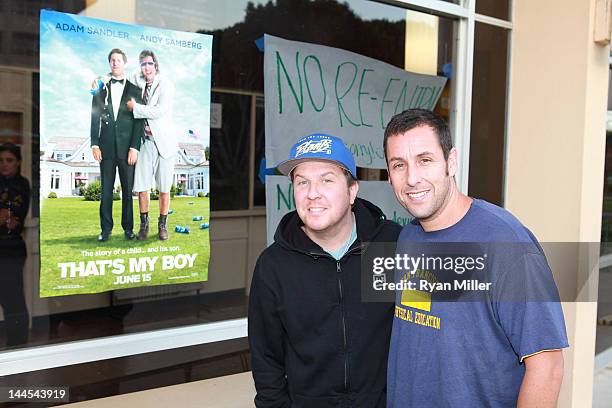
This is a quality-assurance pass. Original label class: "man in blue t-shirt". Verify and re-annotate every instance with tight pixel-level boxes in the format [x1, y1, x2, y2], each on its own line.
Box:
[383, 109, 568, 407]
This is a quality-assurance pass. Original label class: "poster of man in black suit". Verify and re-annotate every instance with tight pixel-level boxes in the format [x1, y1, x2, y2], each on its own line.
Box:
[90, 48, 143, 242]
[40, 10, 213, 297]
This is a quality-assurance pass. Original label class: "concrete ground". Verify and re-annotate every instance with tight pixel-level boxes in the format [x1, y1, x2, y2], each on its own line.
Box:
[593, 366, 612, 408]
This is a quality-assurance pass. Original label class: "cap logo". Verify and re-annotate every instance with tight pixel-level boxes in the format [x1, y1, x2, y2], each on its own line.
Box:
[295, 139, 332, 157]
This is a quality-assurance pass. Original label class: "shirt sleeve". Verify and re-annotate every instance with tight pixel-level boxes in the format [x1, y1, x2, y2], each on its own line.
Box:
[493, 251, 569, 362]
[132, 79, 174, 121]
[90, 94, 102, 148]
[10, 178, 31, 235]
[248, 257, 291, 408]
[129, 85, 143, 152]
[15, 178, 31, 223]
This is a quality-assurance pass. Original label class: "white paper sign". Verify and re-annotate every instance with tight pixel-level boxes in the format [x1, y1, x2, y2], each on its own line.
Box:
[265, 175, 411, 246]
[264, 34, 447, 170]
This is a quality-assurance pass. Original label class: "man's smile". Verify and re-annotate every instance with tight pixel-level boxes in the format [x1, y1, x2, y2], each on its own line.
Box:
[308, 207, 327, 214]
[406, 190, 430, 201]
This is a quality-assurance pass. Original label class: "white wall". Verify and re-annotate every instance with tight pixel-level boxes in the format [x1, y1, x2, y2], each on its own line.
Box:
[508, 0, 609, 405]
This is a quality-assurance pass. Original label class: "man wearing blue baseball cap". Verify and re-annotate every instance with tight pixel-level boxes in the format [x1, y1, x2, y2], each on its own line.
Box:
[249, 134, 401, 407]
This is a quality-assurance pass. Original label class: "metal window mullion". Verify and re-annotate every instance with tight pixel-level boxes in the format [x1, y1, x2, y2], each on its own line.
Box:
[501, 1, 515, 207]
[0, 318, 248, 376]
[380, 0, 469, 18]
[249, 94, 256, 210]
[246, 94, 258, 292]
[452, 1, 475, 193]
[474, 13, 512, 29]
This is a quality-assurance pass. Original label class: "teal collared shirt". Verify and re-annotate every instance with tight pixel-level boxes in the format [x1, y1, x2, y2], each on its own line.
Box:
[325, 214, 357, 260]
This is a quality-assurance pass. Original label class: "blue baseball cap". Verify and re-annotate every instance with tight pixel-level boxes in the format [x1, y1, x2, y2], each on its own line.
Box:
[277, 133, 357, 179]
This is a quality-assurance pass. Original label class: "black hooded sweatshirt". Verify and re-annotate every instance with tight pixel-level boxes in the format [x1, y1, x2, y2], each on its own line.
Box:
[249, 198, 402, 408]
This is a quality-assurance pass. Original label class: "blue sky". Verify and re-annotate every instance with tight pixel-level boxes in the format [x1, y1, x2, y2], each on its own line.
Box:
[40, 10, 212, 148]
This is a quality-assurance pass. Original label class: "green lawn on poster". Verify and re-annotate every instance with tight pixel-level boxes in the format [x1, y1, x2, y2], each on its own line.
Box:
[39, 196, 210, 297]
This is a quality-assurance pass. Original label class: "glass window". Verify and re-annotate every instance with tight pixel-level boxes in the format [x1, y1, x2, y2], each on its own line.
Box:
[0, 112, 22, 145]
[468, 22, 509, 206]
[210, 91, 251, 211]
[11, 32, 38, 56]
[254, 96, 266, 207]
[1, 0, 461, 404]
[32, 71, 40, 217]
[476, 0, 510, 21]
[601, 66, 612, 243]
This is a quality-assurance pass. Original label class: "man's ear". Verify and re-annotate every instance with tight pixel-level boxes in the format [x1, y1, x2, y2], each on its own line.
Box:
[447, 147, 458, 177]
[349, 181, 359, 205]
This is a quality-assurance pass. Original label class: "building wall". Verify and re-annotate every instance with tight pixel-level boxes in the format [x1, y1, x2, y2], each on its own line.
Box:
[508, 0, 608, 405]
[2, 1, 606, 404]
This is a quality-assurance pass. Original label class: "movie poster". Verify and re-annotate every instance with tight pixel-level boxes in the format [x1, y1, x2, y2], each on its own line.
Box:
[39, 10, 212, 297]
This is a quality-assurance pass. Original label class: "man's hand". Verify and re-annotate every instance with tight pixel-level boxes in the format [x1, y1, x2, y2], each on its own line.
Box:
[90, 76, 105, 90]
[128, 149, 138, 166]
[92, 147, 102, 162]
[0, 209, 21, 230]
[127, 99, 136, 112]
[6, 217, 21, 231]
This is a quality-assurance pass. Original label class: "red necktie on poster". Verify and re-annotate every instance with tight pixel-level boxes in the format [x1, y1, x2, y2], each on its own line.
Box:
[143, 83, 153, 140]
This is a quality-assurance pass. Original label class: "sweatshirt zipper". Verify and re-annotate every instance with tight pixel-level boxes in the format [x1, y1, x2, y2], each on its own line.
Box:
[307, 247, 362, 394]
[337, 260, 349, 393]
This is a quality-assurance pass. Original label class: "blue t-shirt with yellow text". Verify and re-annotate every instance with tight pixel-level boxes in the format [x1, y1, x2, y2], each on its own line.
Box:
[387, 199, 569, 407]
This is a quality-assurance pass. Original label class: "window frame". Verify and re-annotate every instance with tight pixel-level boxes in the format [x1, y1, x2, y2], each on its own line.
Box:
[0, 0, 514, 376]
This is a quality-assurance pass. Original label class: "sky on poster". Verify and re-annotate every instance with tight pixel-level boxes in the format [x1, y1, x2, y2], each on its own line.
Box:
[39, 10, 212, 148]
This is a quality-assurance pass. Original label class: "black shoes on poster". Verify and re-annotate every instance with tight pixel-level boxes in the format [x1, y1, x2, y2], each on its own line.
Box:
[97, 231, 136, 242]
[124, 231, 136, 240]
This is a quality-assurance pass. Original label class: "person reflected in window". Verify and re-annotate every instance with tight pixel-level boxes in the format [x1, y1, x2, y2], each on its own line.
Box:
[0, 143, 31, 346]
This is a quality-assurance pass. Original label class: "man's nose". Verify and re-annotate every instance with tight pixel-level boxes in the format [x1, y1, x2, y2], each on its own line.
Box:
[307, 182, 321, 199]
[406, 165, 421, 187]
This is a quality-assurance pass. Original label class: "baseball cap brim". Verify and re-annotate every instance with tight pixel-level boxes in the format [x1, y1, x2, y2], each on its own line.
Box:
[277, 157, 355, 179]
